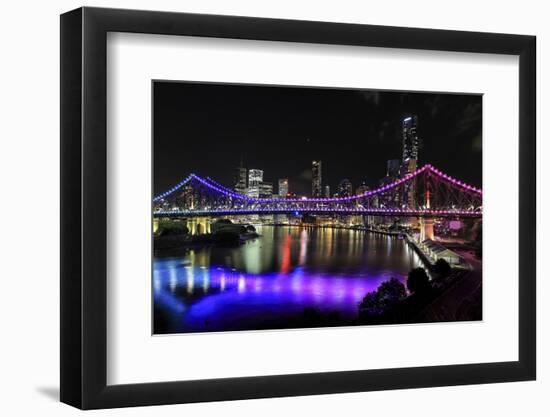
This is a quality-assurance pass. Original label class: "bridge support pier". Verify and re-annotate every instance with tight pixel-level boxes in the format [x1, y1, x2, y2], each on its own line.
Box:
[419, 217, 434, 241]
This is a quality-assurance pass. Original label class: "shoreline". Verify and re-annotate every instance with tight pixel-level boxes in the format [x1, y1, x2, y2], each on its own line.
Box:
[155, 222, 472, 273]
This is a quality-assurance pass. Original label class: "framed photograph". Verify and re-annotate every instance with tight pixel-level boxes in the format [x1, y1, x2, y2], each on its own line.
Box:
[60, 7, 536, 409]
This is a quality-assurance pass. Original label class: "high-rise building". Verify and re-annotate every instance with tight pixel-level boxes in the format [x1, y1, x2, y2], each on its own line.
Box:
[400, 158, 417, 177]
[338, 179, 353, 197]
[247, 187, 260, 198]
[247, 169, 263, 198]
[278, 178, 288, 198]
[248, 169, 263, 186]
[259, 181, 273, 198]
[312, 160, 322, 197]
[400, 158, 418, 208]
[324, 185, 330, 198]
[402, 115, 419, 163]
[234, 166, 247, 194]
[401, 116, 419, 208]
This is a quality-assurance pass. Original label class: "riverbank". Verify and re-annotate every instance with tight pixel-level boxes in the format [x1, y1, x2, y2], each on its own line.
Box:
[154, 218, 260, 251]
[364, 227, 469, 272]
[404, 234, 438, 268]
[154, 230, 259, 250]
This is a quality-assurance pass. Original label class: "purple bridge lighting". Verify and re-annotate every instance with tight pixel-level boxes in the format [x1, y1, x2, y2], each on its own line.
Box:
[153, 164, 482, 219]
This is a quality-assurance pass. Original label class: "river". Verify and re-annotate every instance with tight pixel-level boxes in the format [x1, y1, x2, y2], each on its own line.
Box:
[153, 225, 424, 334]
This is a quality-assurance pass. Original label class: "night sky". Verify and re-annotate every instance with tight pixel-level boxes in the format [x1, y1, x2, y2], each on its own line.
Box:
[153, 81, 482, 196]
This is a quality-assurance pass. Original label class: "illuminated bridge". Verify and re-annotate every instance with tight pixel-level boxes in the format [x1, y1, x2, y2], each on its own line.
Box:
[153, 164, 482, 219]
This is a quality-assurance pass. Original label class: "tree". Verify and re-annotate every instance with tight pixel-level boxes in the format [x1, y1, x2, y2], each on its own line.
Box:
[434, 258, 451, 278]
[359, 277, 407, 316]
[406, 267, 431, 295]
[156, 221, 189, 237]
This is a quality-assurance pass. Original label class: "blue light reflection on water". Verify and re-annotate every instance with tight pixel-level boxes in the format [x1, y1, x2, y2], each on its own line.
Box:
[153, 226, 423, 333]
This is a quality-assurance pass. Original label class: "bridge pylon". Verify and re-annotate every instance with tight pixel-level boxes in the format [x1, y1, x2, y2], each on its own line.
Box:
[419, 217, 435, 241]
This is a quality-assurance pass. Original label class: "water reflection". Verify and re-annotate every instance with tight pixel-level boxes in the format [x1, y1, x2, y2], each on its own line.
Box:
[153, 225, 423, 333]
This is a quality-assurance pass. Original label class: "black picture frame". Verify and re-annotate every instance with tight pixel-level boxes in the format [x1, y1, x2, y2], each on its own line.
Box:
[60, 6, 536, 409]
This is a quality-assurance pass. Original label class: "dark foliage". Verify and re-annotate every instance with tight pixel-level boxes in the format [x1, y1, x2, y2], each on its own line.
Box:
[406, 267, 431, 295]
[157, 222, 189, 236]
[433, 258, 452, 278]
[359, 277, 407, 317]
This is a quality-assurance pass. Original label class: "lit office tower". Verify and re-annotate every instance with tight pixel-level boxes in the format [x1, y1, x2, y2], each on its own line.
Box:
[312, 160, 322, 197]
[278, 178, 289, 198]
[401, 116, 419, 177]
[401, 116, 419, 207]
[259, 182, 273, 198]
[234, 166, 247, 194]
[402, 115, 419, 163]
[247, 169, 263, 198]
[248, 169, 263, 186]
[324, 185, 330, 198]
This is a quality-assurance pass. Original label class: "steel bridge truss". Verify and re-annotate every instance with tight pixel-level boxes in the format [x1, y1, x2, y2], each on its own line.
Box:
[153, 164, 482, 219]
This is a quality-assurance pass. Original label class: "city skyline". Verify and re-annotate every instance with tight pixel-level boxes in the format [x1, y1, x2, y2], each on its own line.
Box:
[153, 82, 482, 196]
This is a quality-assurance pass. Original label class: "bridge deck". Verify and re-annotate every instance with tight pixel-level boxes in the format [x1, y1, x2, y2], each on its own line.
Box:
[154, 208, 482, 218]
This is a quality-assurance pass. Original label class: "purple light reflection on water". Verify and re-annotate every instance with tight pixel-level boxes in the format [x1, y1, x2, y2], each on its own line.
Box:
[153, 226, 424, 334]
[154, 266, 392, 333]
